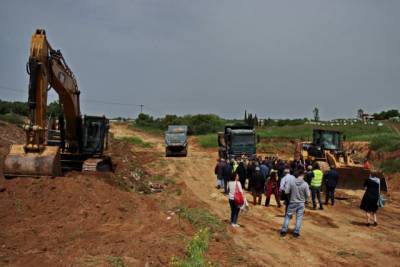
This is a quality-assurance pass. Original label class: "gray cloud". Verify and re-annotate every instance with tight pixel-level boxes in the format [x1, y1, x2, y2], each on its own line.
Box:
[0, 0, 399, 119]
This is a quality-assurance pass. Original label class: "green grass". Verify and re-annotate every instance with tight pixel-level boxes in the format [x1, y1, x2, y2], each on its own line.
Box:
[152, 174, 176, 185]
[197, 134, 218, 148]
[381, 158, 400, 174]
[108, 256, 125, 267]
[116, 136, 152, 148]
[257, 123, 395, 141]
[129, 123, 164, 135]
[177, 206, 224, 233]
[171, 228, 214, 267]
[370, 134, 400, 152]
[0, 113, 24, 125]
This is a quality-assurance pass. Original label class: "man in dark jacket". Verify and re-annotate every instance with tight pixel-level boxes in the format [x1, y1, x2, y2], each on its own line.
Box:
[246, 160, 255, 191]
[222, 160, 233, 194]
[324, 166, 339, 205]
[214, 158, 226, 189]
[252, 167, 265, 205]
[236, 160, 247, 188]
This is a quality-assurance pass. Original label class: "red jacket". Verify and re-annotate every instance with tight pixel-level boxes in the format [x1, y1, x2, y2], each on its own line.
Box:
[265, 177, 279, 196]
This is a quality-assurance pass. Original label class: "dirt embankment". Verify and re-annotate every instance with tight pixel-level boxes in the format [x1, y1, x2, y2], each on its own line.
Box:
[0, 121, 246, 266]
[0, 121, 25, 177]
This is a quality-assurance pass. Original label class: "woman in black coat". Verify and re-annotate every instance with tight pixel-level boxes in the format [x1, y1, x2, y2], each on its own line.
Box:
[360, 175, 380, 226]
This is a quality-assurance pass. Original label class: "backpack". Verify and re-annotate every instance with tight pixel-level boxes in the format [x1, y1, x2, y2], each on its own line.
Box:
[234, 182, 244, 206]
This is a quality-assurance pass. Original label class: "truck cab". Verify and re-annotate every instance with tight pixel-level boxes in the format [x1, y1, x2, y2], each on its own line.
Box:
[165, 125, 188, 157]
[218, 125, 258, 159]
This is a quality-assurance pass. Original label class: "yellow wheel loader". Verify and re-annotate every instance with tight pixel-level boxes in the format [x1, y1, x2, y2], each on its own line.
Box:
[3, 29, 112, 177]
[294, 129, 388, 192]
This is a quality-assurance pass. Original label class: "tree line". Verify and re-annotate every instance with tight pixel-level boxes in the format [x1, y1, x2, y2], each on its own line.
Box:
[0, 99, 61, 118]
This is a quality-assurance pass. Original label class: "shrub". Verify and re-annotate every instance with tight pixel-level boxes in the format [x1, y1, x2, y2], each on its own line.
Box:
[380, 158, 400, 174]
[0, 113, 24, 125]
[370, 134, 400, 152]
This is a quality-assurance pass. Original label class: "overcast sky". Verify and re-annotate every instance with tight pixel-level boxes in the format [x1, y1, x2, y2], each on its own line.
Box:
[0, 0, 399, 119]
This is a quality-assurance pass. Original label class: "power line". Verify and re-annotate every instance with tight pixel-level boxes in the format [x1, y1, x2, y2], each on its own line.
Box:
[0, 85, 163, 115]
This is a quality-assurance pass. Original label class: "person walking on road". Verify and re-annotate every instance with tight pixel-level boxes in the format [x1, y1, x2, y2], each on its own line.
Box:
[360, 172, 381, 226]
[324, 166, 339, 205]
[309, 163, 324, 210]
[227, 172, 245, 227]
[265, 171, 281, 207]
[214, 158, 225, 189]
[280, 169, 310, 237]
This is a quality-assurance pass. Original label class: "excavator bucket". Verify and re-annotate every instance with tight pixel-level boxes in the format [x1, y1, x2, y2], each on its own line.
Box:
[335, 166, 388, 192]
[3, 145, 61, 178]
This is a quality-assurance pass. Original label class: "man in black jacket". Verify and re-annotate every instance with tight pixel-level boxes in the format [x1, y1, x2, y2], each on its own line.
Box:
[236, 160, 247, 189]
[324, 166, 339, 205]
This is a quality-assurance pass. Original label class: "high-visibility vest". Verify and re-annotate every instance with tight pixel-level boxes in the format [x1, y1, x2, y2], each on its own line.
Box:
[233, 163, 238, 172]
[311, 169, 323, 187]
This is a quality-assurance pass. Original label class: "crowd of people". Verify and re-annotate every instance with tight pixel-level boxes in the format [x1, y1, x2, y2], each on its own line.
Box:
[214, 155, 383, 237]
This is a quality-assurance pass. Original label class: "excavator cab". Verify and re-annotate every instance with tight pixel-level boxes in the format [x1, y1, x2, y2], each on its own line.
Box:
[81, 115, 109, 155]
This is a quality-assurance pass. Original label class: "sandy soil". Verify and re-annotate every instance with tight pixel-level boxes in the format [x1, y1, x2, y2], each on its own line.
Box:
[113, 124, 400, 267]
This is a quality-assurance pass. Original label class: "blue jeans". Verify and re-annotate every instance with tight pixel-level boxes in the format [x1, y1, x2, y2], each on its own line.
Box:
[229, 199, 240, 224]
[281, 202, 305, 234]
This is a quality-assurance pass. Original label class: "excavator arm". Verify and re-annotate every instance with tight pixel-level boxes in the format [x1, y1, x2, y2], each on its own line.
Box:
[4, 29, 81, 177]
[26, 29, 81, 152]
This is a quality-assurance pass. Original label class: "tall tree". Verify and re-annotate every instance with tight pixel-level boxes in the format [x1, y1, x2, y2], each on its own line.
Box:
[313, 107, 320, 122]
[357, 109, 364, 119]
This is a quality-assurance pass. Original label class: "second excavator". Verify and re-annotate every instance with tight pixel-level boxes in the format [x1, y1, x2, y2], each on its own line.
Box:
[3, 29, 112, 177]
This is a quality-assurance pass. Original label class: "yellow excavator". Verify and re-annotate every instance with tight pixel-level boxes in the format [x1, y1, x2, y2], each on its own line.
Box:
[294, 129, 388, 192]
[3, 29, 111, 177]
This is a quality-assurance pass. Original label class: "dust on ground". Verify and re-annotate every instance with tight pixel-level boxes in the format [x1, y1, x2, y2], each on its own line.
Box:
[117, 123, 400, 266]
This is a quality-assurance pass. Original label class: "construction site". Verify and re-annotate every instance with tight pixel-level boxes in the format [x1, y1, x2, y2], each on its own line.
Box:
[1, 1, 400, 266]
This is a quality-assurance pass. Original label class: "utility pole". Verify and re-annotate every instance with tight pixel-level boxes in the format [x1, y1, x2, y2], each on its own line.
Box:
[138, 104, 144, 114]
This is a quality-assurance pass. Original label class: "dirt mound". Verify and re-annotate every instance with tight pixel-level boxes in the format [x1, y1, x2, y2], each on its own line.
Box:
[0, 123, 244, 266]
[0, 121, 25, 177]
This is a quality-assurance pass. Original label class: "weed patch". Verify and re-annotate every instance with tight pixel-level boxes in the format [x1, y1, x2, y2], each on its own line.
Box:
[117, 136, 152, 148]
[381, 158, 400, 174]
[152, 175, 176, 185]
[177, 206, 224, 233]
[171, 228, 215, 267]
[370, 134, 400, 152]
[108, 256, 125, 267]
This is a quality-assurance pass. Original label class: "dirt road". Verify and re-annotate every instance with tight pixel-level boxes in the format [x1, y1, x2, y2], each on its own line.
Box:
[112, 124, 400, 266]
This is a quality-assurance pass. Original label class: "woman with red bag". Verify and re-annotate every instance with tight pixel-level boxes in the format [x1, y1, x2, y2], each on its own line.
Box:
[227, 172, 245, 227]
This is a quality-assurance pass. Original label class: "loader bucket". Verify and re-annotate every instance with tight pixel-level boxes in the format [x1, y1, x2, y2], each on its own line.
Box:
[335, 166, 388, 192]
[3, 145, 61, 178]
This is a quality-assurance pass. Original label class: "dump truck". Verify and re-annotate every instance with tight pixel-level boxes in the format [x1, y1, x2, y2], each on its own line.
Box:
[3, 29, 112, 177]
[294, 129, 388, 191]
[218, 125, 259, 159]
[165, 125, 188, 157]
